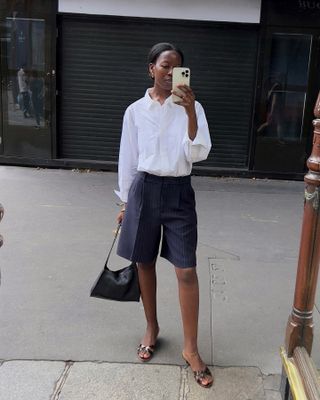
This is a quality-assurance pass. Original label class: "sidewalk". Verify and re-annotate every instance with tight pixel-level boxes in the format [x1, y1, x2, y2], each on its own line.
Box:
[0, 166, 309, 399]
[0, 360, 281, 399]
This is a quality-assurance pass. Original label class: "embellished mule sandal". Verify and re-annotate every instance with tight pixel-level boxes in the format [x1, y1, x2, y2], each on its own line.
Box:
[137, 344, 156, 362]
[182, 351, 214, 389]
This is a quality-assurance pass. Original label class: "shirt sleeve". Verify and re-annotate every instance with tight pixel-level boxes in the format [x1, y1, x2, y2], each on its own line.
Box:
[114, 106, 139, 203]
[183, 102, 212, 163]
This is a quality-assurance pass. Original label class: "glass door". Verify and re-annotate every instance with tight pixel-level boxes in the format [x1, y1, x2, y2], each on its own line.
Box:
[0, 57, 3, 155]
[0, 1, 56, 159]
[254, 29, 319, 173]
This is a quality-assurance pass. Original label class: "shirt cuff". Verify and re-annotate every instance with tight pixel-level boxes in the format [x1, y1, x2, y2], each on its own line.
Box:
[114, 189, 128, 203]
[183, 132, 211, 163]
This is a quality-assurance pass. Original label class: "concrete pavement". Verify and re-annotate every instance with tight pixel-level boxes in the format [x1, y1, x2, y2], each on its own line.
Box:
[0, 360, 281, 399]
[0, 166, 312, 399]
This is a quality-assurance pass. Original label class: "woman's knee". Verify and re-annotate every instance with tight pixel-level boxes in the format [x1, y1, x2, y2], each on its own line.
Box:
[175, 267, 198, 285]
[137, 260, 156, 271]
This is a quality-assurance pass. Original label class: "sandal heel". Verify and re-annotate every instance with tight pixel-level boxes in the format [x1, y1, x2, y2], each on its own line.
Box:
[182, 354, 190, 366]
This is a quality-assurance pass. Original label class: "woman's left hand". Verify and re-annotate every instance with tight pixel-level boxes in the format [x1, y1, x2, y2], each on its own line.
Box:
[172, 84, 196, 115]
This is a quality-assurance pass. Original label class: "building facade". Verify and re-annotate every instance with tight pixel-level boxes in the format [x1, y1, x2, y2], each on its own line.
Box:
[0, 0, 319, 179]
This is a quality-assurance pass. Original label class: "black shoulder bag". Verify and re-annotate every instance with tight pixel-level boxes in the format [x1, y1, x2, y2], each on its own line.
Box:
[90, 224, 140, 302]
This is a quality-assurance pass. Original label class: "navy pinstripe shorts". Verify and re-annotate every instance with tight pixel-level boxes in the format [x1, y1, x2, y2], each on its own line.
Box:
[117, 172, 197, 268]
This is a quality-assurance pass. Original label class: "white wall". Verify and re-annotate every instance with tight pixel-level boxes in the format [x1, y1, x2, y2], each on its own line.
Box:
[59, 0, 261, 24]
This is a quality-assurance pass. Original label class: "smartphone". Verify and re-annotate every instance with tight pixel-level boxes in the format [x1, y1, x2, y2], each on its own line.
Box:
[172, 67, 191, 103]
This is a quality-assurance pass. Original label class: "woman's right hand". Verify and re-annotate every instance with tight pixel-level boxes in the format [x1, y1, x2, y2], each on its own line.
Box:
[116, 210, 125, 225]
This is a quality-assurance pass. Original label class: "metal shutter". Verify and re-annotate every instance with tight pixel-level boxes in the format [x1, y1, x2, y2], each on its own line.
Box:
[58, 15, 258, 168]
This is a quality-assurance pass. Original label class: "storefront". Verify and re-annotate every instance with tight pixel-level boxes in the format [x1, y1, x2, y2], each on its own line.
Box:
[0, 1, 56, 162]
[0, 0, 319, 179]
[253, 1, 320, 176]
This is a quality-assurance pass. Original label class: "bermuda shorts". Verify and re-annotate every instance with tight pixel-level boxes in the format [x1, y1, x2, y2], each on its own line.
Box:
[117, 172, 197, 268]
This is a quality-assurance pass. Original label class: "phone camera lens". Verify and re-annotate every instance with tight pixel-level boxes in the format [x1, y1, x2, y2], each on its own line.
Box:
[182, 71, 185, 76]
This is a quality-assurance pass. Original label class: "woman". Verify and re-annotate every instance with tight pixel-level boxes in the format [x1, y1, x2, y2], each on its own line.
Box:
[115, 43, 213, 388]
[29, 71, 44, 129]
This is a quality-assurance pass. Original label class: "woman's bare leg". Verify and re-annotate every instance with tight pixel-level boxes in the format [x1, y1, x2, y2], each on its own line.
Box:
[175, 266, 212, 385]
[137, 261, 159, 358]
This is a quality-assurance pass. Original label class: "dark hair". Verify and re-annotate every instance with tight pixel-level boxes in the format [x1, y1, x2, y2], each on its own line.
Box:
[147, 42, 184, 66]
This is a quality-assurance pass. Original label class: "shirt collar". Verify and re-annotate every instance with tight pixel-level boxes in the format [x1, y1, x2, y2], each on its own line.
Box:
[144, 89, 174, 110]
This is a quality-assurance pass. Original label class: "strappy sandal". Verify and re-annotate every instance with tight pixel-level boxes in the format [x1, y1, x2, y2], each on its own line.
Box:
[182, 351, 213, 389]
[137, 344, 156, 362]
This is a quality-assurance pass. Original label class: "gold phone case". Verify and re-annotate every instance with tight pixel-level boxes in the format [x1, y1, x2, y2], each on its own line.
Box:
[172, 67, 190, 103]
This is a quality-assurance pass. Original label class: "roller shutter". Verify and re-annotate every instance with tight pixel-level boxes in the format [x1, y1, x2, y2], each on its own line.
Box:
[58, 15, 258, 168]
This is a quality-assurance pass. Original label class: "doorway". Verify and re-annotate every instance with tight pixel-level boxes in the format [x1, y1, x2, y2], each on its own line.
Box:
[253, 27, 320, 174]
[0, 1, 57, 159]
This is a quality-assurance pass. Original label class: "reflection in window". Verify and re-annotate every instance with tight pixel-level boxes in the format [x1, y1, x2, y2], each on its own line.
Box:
[5, 17, 45, 128]
[258, 90, 305, 142]
[269, 33, 311, 90]
[258, 34, 311, 142]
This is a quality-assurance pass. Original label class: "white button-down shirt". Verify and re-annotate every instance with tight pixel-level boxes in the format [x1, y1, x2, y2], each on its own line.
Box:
[115, 89, 212, 202]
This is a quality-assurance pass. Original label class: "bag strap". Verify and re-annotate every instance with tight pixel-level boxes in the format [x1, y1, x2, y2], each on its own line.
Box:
[104, 224, 121, 271]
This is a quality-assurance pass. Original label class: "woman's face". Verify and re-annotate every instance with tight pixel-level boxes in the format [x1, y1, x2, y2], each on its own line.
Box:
[149, 50, 182, 92]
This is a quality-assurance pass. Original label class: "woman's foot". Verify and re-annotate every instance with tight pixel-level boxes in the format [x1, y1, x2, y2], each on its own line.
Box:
[182, 351, 213, 388]
[137, 324, 159, 362]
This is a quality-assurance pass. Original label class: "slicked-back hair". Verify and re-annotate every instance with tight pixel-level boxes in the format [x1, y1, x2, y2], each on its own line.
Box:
[147, 42, 184, 66]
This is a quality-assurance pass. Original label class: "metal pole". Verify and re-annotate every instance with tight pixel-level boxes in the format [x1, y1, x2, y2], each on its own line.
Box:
[285, 91, 320, 356]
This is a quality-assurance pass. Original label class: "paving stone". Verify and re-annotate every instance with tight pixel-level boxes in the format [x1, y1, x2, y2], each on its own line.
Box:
[59, 362, 181, 400]
[0, 361, 65, 400]
[184, 366, 265, 400]
[265, 390, 282, 400]
[263, 374, 281, 391]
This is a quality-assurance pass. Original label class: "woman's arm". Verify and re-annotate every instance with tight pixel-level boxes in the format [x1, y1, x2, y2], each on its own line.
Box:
[172, 84, 197, 140]
[186, 107, 197, 141]
[172, 84, 212, 163]
[115, 106, 139, 203]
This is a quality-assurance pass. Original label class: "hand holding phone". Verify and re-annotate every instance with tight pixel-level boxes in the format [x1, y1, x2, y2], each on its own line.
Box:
[172, 67, 191, 103]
